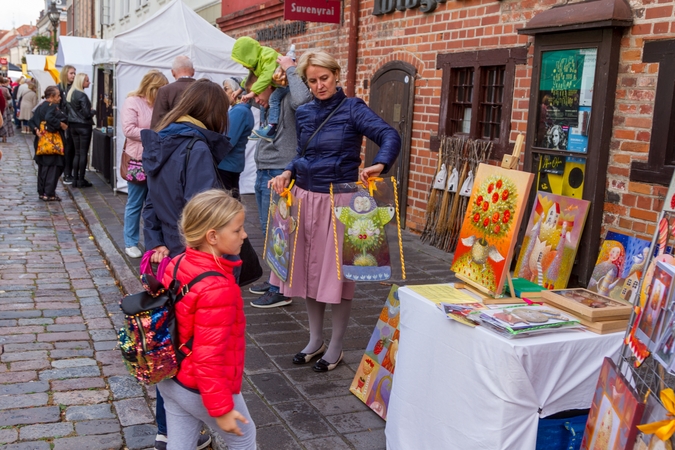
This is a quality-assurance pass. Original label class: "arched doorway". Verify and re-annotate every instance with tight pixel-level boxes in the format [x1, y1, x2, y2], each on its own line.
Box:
[364, 61, 416, 228]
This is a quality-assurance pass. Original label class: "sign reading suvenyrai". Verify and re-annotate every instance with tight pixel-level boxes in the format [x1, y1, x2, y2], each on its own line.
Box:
[284, 0, 340, 24]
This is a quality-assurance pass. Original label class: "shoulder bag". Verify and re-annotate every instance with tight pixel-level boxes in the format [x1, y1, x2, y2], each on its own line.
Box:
[36, 122, 64, 156]
[121, 139, 147, 184]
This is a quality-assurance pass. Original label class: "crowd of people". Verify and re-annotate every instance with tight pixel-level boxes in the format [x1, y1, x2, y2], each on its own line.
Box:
[4, 39, 401, 450]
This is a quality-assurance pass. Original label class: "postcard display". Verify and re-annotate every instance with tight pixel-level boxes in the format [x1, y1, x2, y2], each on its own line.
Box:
[598, 170, 675, 450]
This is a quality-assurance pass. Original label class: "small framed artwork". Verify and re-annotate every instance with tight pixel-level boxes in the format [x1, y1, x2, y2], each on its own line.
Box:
[635, 260, 675, 350]
[539, 288, 632, 321]
[581, 357, 645, 450]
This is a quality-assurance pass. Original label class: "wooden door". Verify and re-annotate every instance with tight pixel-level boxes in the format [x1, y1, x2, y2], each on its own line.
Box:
[365, 61, 416, 228]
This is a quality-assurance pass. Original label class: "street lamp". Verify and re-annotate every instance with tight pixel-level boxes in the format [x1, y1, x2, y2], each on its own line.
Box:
[47, 1, 60, 53]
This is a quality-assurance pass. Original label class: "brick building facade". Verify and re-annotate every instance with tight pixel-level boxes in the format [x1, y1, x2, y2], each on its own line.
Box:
[217, 0, 675, 263]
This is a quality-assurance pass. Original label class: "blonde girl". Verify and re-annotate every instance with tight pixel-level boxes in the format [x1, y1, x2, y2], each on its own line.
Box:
[157, 189, 256, 450]
[66, 72, 96, 187]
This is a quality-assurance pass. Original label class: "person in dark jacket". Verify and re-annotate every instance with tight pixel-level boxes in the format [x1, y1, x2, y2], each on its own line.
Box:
[270, 50, 401, 372]
[66, 73, 96, 188]
[58, 65, 77, 184]
[141, 78, 229, 450]
[217, 78, 254, 199]
[149, 55, 195, 129]
[29, 86, 68, 201]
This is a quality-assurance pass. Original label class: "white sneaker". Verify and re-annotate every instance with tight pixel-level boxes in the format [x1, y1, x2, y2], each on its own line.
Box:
[125, 246, 143, 258]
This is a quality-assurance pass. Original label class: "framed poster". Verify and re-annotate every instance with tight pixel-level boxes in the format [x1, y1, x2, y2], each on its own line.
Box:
[535, 48, 597, 153]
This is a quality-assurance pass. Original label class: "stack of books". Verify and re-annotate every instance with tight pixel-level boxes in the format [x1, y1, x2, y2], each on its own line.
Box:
[477, 304, 582, 338]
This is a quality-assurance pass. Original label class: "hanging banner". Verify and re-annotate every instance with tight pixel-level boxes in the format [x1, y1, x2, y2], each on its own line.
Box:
[284, 0, 341, 24]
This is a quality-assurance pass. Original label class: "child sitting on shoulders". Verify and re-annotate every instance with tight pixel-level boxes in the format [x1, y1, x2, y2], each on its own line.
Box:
[231, 36, 293, 142]
[157, 189, 256, 450]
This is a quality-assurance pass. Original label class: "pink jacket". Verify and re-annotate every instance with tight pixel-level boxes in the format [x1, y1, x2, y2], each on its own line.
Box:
[122, 95, 153, 160]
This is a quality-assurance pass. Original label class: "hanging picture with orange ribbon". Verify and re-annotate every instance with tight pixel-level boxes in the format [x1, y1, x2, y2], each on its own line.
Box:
[331, 177, 405, 282]
[263, 184, 300, 283]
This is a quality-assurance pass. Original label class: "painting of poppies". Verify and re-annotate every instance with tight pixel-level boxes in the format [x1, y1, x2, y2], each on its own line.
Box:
[580, 357, 644, 450]
[514, 191, 590, 290]
[450, 164, 533, 296]
[350, 285, 400, 420]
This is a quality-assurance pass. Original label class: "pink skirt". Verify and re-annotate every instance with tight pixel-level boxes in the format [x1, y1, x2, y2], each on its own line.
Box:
[270, 186, 356, 304]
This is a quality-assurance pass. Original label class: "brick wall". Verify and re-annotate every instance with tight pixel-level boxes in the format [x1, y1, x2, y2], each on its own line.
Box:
[219, 0, 675, 243]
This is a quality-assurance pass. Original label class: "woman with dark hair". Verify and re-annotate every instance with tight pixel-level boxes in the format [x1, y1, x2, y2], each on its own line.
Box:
[28, 86, 68, 201]
[141, 78, 232, 263]
[140, 78, 231, 450]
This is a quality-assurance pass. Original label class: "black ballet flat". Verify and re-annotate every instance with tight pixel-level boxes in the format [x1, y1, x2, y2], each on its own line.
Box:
[292, 343, 326, 365]
[312, 351, 343, 372]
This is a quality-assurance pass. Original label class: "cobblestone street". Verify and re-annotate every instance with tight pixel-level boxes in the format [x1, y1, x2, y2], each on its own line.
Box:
[0, 134, 456, 449]
[0, 136, 158, 449]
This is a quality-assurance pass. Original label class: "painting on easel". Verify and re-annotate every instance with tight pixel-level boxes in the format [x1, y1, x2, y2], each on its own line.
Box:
[514, 192, 590, 290]
[450, 163, 533, 296]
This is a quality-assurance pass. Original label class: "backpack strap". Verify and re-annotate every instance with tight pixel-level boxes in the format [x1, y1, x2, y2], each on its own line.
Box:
[182, 136, 202, 188]
[170, 253, 226, 360]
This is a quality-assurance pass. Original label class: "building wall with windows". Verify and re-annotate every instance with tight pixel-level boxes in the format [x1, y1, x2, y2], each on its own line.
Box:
[100, 0, 221, 39]
[217, 0, 675, 243]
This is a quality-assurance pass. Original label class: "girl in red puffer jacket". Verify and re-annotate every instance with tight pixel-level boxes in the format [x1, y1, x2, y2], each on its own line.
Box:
[157, 189, 256, 450]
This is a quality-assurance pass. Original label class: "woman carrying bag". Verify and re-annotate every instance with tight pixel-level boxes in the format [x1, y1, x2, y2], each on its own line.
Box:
[29, 86, 68, 201]
[121, 70, 169, 259]
[66, 73, 96, 188]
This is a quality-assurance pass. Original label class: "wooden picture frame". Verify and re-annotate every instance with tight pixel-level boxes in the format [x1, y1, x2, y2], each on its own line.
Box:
[537, 288, 632, 321]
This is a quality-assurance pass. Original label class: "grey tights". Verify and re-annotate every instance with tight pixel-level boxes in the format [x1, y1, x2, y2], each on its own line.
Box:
[302, 297, 352, 363]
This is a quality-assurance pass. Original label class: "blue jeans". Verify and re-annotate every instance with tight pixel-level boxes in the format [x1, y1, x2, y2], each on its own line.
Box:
[267, 86, 289, 125]
[255, 168, 284, 235]
[156, 387, 167, 435]
[123, 182, 148, 248]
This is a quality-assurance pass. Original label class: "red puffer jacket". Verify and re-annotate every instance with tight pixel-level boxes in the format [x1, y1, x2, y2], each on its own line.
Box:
[162, 248, 245, 417]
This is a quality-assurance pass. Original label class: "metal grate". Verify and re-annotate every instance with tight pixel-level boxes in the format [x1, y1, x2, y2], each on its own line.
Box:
[479, 66, 505, 140]
[449, 67, 474, 136]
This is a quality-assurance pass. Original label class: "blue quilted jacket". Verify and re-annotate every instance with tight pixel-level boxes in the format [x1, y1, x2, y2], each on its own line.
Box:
[286, 88, 401, 193]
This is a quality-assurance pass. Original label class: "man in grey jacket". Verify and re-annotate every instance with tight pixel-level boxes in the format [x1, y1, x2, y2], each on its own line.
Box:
[249, 55, 313, 308]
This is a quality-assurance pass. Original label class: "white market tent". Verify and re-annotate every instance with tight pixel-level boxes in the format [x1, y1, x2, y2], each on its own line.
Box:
[110, 0, 251, 193]
[56, 36, 100, 98]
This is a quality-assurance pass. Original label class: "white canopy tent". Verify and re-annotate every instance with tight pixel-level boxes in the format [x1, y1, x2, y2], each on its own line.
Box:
[56, 36, 101, 97]
[25, 55, 58, 97]
[110, 0, 252, 193]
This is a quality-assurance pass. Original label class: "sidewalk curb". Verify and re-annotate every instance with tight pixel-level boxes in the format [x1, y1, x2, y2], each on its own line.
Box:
[65, 184, 143, 296]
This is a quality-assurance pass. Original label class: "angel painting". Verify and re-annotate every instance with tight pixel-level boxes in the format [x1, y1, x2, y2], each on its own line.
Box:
[335, 190, 395, 281]
[514, 192, 590, 290]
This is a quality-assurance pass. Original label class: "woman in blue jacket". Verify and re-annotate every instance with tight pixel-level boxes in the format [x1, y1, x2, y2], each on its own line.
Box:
[218, 78, 254, 199]
[271, 50, 401, 372]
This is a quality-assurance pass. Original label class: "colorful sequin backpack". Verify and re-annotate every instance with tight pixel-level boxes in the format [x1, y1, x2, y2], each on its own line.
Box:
[118, 254, 224, 384]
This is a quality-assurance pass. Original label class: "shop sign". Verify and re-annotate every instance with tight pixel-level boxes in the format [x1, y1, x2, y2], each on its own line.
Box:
[256, 21, 307, 42]
[0, 58, 6, 65]
[284, 0, 341, 24]
[373, 0, 448, 15]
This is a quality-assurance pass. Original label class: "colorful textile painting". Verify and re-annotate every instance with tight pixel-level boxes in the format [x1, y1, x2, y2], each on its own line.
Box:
[350, 285, 400, 420]
[636, 260, 675, 351]
[586, 230, 651, 304]
[264, 192, 298, 282]
[580, 357, 645, 450]
[450, 164, 534, 295]
[514, 191, 590, 290]
[335, 186, 396, 282]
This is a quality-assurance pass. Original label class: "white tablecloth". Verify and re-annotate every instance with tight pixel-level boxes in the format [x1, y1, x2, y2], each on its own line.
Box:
[385, 286, 624, 450]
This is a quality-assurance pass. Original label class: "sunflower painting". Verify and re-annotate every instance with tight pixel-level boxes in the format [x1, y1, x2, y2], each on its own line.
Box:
[450, 164, 533, 296]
